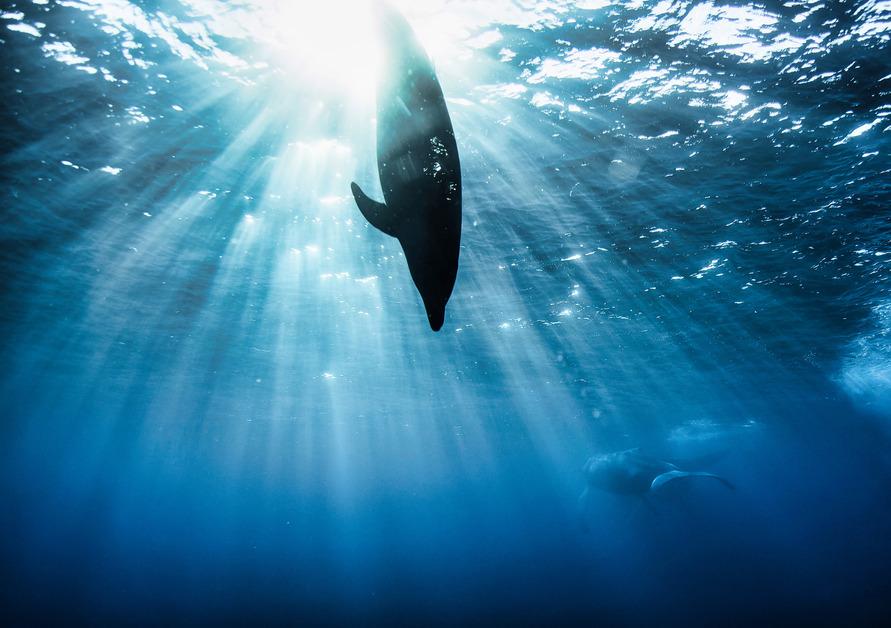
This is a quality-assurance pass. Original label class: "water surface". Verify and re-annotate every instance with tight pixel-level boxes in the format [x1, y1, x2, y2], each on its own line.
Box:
[1, 0, 890, 624]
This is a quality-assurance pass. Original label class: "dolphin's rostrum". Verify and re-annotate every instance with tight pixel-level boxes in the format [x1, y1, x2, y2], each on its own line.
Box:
[351, 3, 461, 331]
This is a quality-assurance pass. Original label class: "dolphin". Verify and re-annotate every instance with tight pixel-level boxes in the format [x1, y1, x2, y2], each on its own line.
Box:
[350, 2, 461, 331]
[579, 448, 734, 504]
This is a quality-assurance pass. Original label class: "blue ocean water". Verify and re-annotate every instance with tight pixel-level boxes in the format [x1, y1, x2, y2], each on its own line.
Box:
[1, 0, 890, 624]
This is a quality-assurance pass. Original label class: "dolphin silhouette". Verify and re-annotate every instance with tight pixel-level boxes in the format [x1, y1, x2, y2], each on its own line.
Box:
[350, 3, 461, 331]
[579, 448, 734, 504]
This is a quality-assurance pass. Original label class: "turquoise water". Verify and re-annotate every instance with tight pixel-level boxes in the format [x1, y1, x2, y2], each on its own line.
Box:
[1, 1, 890, 624]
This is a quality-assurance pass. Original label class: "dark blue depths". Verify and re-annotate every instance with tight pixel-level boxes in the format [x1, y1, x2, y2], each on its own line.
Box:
[1, 1, 890, 625]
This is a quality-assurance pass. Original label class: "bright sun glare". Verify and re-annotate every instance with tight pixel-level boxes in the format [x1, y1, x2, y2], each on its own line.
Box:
[260, 0, 380, 96]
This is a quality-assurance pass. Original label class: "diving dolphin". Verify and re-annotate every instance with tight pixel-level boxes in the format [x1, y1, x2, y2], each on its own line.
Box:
[350, 3, 461, 331]
[580, 449, 734, 501]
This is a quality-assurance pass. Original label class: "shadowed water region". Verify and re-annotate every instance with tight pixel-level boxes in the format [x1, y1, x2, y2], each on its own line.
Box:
[1, 0, 890, 624]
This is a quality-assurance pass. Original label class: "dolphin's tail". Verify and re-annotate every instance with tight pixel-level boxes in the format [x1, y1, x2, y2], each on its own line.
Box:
[650, 470, 735, 492]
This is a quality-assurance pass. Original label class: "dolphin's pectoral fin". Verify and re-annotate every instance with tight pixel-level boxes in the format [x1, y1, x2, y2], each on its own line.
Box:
[650, 470, 735, 492]
[351, 182, 399, 238]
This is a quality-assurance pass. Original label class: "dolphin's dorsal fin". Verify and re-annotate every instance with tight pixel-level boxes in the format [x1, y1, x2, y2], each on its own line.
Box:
[351, 182, 399, 238]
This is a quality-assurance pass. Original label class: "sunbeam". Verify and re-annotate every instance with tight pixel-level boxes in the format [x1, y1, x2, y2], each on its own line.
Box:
[2, 0, 891, 623]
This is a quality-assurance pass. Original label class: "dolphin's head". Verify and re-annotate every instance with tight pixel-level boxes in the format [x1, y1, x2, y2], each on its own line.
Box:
[400, 236, 456, 333]
[422, 294, 446, 332]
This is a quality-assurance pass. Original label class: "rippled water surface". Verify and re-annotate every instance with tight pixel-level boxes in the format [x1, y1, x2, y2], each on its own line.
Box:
[2, 0, 890, 624]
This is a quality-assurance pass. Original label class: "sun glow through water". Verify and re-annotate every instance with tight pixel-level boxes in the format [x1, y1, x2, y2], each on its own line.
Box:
[2, 0, 891, 620]
[257, 0, 380, 98]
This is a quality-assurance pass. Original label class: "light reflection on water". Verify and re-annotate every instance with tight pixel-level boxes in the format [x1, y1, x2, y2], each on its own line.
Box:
[1, 0, 890, 622]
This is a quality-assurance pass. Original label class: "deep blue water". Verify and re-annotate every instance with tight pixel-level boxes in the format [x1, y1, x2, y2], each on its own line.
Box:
[1, 0, 890, 624]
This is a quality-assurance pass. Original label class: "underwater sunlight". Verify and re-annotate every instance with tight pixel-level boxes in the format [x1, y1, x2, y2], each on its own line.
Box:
[1, 0, 890, 624]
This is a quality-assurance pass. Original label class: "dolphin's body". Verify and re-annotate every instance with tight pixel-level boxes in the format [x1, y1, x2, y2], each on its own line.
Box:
[581, 449, 734, 499]
[351, 3, 461, 331]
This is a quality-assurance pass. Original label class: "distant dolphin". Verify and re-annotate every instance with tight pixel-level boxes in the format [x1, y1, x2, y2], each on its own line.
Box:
[350, 2, 461, 331]
[580, 449, 734, 503]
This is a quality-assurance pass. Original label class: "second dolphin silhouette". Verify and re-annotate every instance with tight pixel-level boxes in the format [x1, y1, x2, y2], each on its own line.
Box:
[579, 448, 734, 507]
[350, 3, 461, 331]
